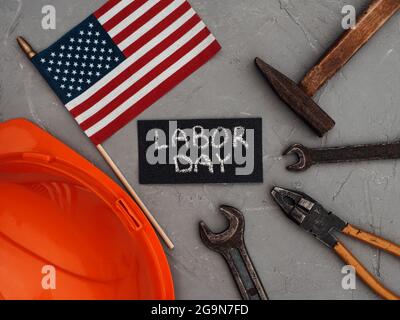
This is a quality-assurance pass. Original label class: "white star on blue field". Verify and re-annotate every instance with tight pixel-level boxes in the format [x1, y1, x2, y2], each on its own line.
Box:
[33, 15, 125, 104]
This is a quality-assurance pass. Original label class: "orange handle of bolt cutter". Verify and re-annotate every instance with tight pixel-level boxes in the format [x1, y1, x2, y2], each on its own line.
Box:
[300, 0, 400, 97]
[342, 224, 400, 257]
[334, 242, 399, 300]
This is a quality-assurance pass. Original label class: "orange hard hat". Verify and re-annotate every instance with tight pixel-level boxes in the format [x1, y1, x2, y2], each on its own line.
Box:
[0, 119, 174, 300]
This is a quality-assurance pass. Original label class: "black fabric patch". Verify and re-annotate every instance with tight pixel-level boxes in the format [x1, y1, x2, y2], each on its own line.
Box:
[138, 118, 263, 184]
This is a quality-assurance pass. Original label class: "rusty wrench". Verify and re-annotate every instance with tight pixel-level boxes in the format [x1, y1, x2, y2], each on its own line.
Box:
[199, 205, 268, 300]
[285, 141, 400, 171]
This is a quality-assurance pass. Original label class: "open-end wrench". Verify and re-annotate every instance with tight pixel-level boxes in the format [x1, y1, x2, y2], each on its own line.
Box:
[199, 205, 268, 300]
[285, 141, 400, 171]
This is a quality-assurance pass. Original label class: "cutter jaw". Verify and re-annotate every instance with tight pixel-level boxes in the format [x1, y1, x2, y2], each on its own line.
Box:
[271, 187, 347, 248]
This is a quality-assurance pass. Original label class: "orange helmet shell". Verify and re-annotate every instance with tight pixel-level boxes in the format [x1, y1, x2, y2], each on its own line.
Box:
[0, 119, 174, 300]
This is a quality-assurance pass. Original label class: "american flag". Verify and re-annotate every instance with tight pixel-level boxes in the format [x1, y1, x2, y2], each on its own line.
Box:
[33, 0, 221, 145]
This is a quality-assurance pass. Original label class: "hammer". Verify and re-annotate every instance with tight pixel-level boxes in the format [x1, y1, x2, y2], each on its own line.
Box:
[256, 0, 400, 137]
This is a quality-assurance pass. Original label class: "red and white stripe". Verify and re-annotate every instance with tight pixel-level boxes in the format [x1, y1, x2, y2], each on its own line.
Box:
[66, 0, 220, 144]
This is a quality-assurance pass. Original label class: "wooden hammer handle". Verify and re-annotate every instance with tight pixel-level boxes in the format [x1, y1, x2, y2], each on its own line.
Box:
[300, 0, 400, 97]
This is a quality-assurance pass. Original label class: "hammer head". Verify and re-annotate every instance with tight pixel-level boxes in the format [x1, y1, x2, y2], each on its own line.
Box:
[199, 205, 245, 253]
[255, 57, 335, 137]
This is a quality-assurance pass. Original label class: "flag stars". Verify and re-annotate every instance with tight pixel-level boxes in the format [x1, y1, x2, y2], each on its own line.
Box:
[37, 21, 124, 102]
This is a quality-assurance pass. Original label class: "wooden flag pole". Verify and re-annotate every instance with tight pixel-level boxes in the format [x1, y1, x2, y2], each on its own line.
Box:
[97, 144, 174, 249]
[17, 36, 174, 250]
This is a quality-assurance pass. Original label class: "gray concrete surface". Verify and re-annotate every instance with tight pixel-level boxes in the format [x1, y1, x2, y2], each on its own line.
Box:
[1, 0, 400, 300]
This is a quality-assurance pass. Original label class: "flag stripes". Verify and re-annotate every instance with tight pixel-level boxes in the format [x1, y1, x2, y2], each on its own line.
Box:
[80, 27, 212, 131]
[74, 19, 206, 123]
[62, 0, 220, 144]
[90, 40, 221, 144]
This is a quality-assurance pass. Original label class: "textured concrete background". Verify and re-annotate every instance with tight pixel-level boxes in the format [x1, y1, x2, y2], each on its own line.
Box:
[1, 0, 400, 300]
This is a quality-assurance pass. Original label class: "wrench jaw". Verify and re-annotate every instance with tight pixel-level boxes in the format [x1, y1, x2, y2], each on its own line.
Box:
[284, 144, 312, 171]
[199, 221, 220, 252]
[199, 205, 245, 253]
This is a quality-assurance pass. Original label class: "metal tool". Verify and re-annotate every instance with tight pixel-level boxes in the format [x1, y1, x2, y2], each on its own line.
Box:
[256, 0, 400, 136]
[199, 205, 268, 300]
[284, 141, 400, 171]
[271, 187, 400, 300]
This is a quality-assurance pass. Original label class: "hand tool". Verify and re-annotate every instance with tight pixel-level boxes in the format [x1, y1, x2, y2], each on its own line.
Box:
[284, 141, 400, 171]
[271, 187, 400, 300]
[199, 205, 268, 300]
[255, 0, 400, 136]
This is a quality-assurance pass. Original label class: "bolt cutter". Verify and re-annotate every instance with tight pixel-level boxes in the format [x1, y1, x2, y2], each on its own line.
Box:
[271, 186, 400, 300]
